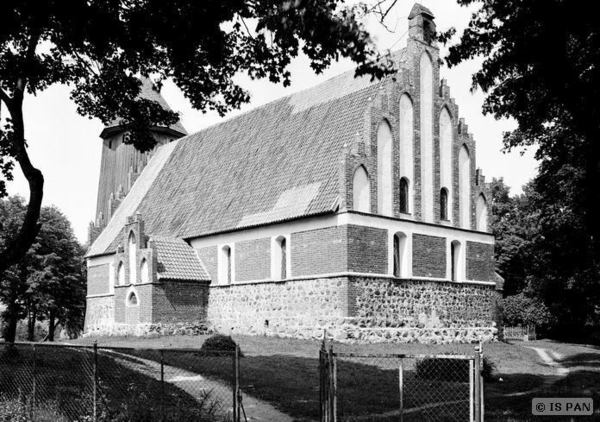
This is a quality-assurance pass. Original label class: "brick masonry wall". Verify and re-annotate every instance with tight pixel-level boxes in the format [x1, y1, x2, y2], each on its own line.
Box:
[152, 281, 209, 323]
[87, 264, 110, 296]
[291, 226, 347, 276]
[235, 237, 271, 281]
[412, 234, 446, 278]
[347, 225, 387, 274]
[114, 284, 152, 324]
[466, 241, 495, 282]
[196, 246, 218, 281]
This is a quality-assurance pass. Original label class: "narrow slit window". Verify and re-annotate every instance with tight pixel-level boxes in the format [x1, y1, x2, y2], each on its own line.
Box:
[400, 178, 409, 213]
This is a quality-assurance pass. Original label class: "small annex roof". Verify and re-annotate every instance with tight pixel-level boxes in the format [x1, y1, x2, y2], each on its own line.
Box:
[88, 50, 405, 257]
[152, 237, 210, 281]
[100, 77, 187, 139]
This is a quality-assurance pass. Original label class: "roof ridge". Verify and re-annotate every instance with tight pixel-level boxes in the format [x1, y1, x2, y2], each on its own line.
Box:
[179, 49, 405, 139]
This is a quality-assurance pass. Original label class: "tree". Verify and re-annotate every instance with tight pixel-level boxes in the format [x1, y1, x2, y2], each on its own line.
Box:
[0, 196, 30, 341]
[0, 0, 395, 275]
[488, 178, 537, 296]
[443, 0, 600, 261]
[488, 144, 600, 337]
[0, 197, 85, 342]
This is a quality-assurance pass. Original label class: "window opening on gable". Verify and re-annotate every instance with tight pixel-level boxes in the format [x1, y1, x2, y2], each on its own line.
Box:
[353, 166, 371, 213]
[400, 178, 409, 213]
[118, 262, 125, 285]
[140, 258, 149, 283]
[440, 188, 449, 220]
[129, 231, 137, 284]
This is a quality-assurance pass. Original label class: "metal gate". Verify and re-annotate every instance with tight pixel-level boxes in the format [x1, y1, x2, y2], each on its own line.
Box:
[320, 344, 484, 422]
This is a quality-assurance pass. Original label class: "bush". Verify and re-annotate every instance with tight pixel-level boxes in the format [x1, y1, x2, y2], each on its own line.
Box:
[199, 334, 243, 357]
[501, 293, 553, 328]
[0, 394, 67, 422]
[415, 354, 496, 383]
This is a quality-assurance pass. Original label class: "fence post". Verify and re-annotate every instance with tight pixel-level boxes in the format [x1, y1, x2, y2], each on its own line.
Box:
[474, 347, 481, 422]
[319, 346, 326, 422]
[160, 349, 165, 422]
[399, 358, 404, 422]
[469, 359, 474, 422]
[31, 344, 36, 419]
[236, 344, 241, 422]
[479, 346, 485, 422]
[328, 346, 337, 422]
[233, 345, 239, 422]
[93, 341, 98, 422]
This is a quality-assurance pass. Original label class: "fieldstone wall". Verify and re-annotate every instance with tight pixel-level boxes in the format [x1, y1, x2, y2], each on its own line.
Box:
[207, 277, 350, 338]
[345, 277, 497, 343]
[207, 276, 498, 343]
[84, 296, 114, 331]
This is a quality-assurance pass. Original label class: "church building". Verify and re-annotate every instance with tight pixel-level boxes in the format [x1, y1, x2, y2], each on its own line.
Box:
[85, 4, 501, 343]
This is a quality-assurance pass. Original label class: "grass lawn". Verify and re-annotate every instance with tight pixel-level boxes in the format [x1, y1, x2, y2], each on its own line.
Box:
[63, 334, 600, 421]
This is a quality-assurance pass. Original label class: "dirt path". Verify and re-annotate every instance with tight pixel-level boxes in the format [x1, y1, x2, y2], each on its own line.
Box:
[104, 350, 293, 422]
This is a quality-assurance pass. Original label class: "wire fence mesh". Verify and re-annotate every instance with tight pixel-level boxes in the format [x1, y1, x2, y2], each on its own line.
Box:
[327, 350, 480, 422]
[0, 342, 239, 422]
[1, 341, 483, 422]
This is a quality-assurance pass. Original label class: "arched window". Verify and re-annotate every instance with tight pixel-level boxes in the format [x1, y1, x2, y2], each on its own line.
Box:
[127, 291, 138, 306]
[476, 194, 488, 231]
[459, 145, 471, 229]
[377, 120, 393, 216]
[440, 188, 449, 221]
[393, 232, 408, 278]
[399, 94, 414, 211]
[353, 166, 371, 213]
[140, 258, 149, 283]
[118, 261, 125, 285]
[128, 232, 137, 284]
[420, 52, 434, 223]
[219, 245, 232, 285]
[451, 240, 462, 281]
[272, 236, 288, 280]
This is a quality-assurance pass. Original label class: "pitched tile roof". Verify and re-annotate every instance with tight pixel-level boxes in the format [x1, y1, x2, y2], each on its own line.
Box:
[89, 52, 402, 256]
[152, 237, 210, 281]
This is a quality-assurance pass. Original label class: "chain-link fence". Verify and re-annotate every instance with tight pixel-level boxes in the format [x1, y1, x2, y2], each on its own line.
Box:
[0, 342, 241, 422]
[320, 346, 484, 422]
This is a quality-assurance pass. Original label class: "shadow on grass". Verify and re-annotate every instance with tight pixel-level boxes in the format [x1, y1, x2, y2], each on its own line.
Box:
[0, 344, 229, 422]
[128, 350, 479, 422]
[125, 348, 600, 422]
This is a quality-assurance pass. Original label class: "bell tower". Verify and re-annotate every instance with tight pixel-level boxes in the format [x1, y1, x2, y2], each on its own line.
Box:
[88, 78, 187, 246]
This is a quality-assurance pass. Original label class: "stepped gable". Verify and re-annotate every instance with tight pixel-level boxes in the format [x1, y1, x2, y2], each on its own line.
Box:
[88, 52, 405, 257]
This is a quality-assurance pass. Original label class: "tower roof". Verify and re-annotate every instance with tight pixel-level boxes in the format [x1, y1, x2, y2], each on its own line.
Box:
[408, 3, 435, 20]
[100, 77, 187, 139]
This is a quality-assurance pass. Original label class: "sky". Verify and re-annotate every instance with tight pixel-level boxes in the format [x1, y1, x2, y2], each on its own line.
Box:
[5, 0, 538, 244]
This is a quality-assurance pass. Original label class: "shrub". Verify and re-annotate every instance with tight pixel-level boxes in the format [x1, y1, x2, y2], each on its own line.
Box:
[415, 355, 496, 383]
[501, 293, 553, 328]
[199, 334, 243, 357]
